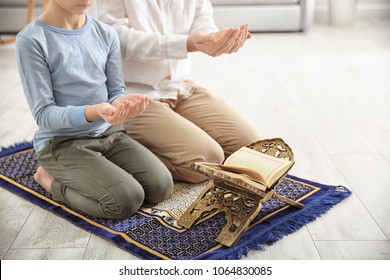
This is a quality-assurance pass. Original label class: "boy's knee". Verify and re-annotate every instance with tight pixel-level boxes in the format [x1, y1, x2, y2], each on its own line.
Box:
[101, 182, 145, 219]
[144, 169, 174, 204]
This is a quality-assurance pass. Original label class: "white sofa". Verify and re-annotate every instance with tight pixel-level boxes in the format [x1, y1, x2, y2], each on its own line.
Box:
[211, 0, 316, 32]
[0, 0, 315, 34]
[0, 0, 44, 34]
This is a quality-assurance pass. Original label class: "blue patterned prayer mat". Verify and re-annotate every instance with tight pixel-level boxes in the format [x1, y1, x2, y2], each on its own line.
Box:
[0, 143, 351, 260]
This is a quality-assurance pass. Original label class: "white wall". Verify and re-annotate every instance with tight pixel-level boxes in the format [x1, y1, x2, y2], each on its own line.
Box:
[315, 0, 390, 12]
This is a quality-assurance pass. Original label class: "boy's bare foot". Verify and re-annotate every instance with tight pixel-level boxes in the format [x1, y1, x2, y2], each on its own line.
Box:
[34, 166, 54, 194]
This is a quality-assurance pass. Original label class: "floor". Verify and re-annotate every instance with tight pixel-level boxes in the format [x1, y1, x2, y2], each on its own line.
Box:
[1, 14, 390, 260]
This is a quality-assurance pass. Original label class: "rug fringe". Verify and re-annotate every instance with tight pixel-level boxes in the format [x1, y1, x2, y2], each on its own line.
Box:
[0, 141, 33, 157]
[201, 185, 352, 260]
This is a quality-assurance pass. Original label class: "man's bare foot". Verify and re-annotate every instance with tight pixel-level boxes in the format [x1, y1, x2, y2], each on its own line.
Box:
[34, 166, 54, 194]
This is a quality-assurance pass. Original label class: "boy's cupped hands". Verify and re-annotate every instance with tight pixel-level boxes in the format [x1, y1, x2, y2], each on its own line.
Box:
[90, 94, 149, 125]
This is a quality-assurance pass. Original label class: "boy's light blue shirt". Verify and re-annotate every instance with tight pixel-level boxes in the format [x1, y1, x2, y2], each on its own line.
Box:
[15, 15, 126, 152]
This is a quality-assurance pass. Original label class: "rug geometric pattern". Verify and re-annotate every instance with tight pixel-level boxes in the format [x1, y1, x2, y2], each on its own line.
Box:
[0, 143, 352, 260]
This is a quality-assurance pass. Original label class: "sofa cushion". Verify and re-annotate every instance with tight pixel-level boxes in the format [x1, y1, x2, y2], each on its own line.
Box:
[0, 0, 43, 6]
[210, 0, 299, 5]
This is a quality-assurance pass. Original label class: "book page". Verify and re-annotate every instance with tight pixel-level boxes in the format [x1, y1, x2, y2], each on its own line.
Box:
[198, 162, 267, 185]
[224, 147, 292, 185]
[193, 163, 268, 193]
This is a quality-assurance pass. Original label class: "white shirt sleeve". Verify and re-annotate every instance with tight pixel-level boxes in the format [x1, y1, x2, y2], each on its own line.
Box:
[190, 0, 219, 35]
[88, 0, 219, 96]
[90, 0, 188, 62]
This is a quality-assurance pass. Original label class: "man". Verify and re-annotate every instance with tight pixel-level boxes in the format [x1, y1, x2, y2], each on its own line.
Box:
[90, 0, 260, 183]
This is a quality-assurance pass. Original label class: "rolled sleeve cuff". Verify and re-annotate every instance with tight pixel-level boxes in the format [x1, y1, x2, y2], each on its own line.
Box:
[167, 35, 188, 58]
[108, 93, 125, 104]
[68, 105, 88, 126]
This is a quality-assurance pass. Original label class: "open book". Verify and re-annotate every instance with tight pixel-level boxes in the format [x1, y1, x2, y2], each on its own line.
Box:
[193, 146, 294, 193]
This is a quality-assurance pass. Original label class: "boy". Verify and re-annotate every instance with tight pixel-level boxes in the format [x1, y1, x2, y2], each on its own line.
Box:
[15, 0, 173, 219]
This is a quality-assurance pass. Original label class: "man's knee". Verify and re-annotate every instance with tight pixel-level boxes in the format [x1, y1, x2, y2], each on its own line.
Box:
[171, 143, 224, 183]
[204, 143, 225, 164]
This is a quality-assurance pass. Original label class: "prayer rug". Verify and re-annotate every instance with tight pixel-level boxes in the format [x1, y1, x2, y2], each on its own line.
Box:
[0, 143, 351, 260]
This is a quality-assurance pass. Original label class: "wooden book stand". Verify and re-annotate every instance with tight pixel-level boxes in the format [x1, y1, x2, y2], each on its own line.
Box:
[177, 138, 304, 247]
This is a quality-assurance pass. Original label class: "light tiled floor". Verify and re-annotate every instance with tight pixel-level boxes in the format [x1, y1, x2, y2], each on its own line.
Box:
[1, 14, 390, 260]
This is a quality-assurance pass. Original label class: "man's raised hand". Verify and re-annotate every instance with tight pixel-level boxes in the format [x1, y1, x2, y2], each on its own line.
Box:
[188, 23, 251, 57]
